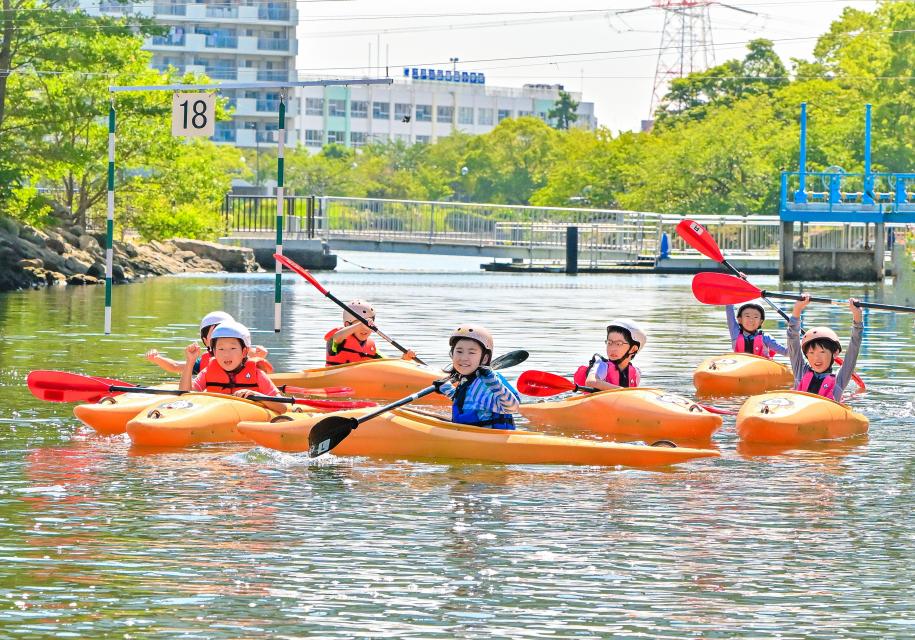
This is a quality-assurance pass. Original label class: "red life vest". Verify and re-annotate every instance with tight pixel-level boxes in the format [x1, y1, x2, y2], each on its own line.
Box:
[796, 370, 837, 400]
[734, 332, 775, 359]
[325, 328, 378, 365]
[199, 359, 261, 394]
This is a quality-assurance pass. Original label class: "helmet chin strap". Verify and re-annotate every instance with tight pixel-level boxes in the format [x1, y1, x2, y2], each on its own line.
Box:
[609, 345, 637, 366]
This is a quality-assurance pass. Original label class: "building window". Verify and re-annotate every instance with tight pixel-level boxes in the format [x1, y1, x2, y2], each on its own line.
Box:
[458, 106, 474, 125]
[351, 101, 368, 119]
[351, 131, 367, 147]
[478, 108, 494, 125]
[327, 130, 346, 144]
[415, 104, 432, 122]
[304, 129, 323, 147]
[394, 103, 412, 121]
[498, 109, 512, 122]
[373, 102, 390, 119]
[415, 135, 430, 144]
[517, 110, 533, 118]
[305, 98, 323, 116]
[394, 133, 410, 143]
[436, 105, 453, 123]
[328, 99, 346, 117]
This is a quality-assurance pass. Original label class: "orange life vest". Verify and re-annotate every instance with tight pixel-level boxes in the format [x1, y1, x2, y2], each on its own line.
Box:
[199, 359, 261, 393]
[325, 328, 379, 365]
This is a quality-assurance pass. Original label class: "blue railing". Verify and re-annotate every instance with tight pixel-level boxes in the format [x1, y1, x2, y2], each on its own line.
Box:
[780, 171, 915, 223]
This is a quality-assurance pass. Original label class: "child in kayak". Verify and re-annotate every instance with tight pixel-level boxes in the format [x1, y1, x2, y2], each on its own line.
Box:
[433, 325, 520, 429]
[325, 299, 415, 365]
[788, 294, 863, 401]
[574, 319, 646, 390]
[147, 311, 272, 375]
[179, 320, 287, 414]
[727, 302, 787, 358]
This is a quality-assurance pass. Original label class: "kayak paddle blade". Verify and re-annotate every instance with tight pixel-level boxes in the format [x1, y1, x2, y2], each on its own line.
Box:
[281, 385, 355, 398]
[676, 219, 724, 263]
[517, 370, 575, 397]
[308, 416, 359, 457]
[491, 349, 529, 370]
[691, 272, 762, 305]
[27, 370, 114, 403]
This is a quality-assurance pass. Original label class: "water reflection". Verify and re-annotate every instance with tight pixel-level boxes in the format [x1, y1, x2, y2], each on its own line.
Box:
[2, 265, 914, 637]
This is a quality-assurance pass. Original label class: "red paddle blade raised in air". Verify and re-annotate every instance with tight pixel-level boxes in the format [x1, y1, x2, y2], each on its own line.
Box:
[27, 370, 115, 403]
[676, 219, 725, 263]
[691, 272, 762, 305]
[517, 370, 577, 397]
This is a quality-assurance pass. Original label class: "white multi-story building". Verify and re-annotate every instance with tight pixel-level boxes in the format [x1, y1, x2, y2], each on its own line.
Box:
[81, 1, 298, 148]
[295, 72, 597, 151]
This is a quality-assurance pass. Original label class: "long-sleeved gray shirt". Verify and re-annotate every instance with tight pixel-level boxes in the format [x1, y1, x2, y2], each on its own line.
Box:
[787, 316, 863, 401]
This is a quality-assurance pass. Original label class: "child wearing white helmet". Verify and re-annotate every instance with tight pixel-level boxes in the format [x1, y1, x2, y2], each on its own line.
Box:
[179, 320, 287, 414]
[324, 299, 415, 366]
[726, 302, 787, 358]
[433, 324, 520, 430]
[574, 319, 646, 390]
[788, 294, 863, 401]
[146, 310, 271, 375]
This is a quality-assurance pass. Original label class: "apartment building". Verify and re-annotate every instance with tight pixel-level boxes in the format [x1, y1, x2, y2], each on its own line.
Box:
[83, 0, 298, 148]
[295, 72, 597, 151]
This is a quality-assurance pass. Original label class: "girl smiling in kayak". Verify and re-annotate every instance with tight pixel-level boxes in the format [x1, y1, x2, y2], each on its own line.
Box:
[727, 302, 787, 358]
[574, 319, 646, 390]
[179, 320, 287, 414]
[788, 294, 864, 401]
[433, 325, 520, 430]
[325, 299, 415, 365]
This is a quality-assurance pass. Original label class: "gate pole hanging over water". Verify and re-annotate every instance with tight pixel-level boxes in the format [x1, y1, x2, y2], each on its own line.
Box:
[104, 103, 116, 334]
[274, 92, 287, 332]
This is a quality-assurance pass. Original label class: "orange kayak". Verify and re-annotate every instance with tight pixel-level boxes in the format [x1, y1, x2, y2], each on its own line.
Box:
[126, 393, 283, 447]
[736, 391, 869, 444]
[693, 353, 793, 396]
[518, 388, 722, 442]
[73, 385, 178, 435]
[237, 409, 720, 468]
[269, 359, 449, 405]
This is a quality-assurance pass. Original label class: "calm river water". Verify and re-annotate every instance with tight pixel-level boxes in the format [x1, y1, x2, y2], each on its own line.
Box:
[1, 252, 913, 638]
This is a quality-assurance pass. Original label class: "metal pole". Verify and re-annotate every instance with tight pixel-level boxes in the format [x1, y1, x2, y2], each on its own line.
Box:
[863, 103, 874, 205]
[274, 92, 287, 332]
[104, 102, 115, 335]
[795, 102, 807, 203]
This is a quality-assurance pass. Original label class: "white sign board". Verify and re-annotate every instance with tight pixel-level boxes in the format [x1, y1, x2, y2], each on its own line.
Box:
[171, 93, 216, 138]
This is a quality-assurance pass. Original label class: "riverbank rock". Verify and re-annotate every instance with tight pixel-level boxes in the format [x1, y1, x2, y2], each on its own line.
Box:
[172, 239, 257, 272]
[0, 217, 251, 292]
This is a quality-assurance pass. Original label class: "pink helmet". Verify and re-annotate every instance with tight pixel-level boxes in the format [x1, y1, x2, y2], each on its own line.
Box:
[801, 327, 842, 354]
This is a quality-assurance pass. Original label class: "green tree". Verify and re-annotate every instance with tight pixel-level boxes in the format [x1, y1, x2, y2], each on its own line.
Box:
[547, 90, 579, 130]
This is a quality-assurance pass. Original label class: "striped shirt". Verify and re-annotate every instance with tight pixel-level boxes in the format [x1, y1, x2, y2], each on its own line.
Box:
[438, 369, 520, 420]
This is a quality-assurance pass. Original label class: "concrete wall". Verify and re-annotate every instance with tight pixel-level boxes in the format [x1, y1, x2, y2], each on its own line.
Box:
[784, 249, 881, 281]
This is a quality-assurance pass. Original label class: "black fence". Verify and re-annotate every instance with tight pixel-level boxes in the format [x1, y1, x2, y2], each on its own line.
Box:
[223, 194, 320, 238]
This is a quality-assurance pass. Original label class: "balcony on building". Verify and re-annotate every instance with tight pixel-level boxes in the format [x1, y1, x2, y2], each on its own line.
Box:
[259, 6, 291, 21]
[258, 37, 291, 53]
[257, 70, 290, 82]
[150, 33, 186, 47]
[206, 34, 239, 50]
[153, 2, 185, 16]
[256, 99, 281, 113]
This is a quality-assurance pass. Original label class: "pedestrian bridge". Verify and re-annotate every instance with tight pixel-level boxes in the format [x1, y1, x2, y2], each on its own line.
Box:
[223, 195, 796, 268]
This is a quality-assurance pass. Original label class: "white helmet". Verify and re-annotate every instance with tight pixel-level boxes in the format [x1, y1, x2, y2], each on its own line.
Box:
[200, 311, 233, 331]
[210, 320, 252, 349]
[449, 324, 494, 352]
[606, 319, 647, 351]
[344, 299, 375, 324]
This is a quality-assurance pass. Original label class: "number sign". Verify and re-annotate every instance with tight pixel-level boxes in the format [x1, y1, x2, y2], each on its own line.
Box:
[171, 93, 216, 138]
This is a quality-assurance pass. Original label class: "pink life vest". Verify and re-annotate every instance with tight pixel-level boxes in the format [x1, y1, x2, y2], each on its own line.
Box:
[796, 370, 837, 400]
[574, 358, 640, 388]
[734, 332, 775, 359]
